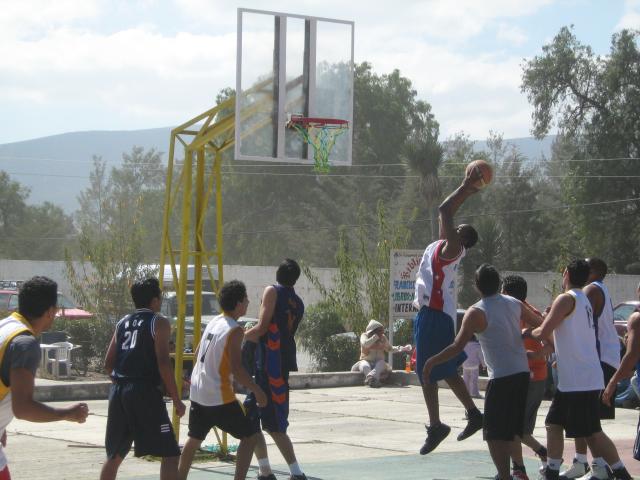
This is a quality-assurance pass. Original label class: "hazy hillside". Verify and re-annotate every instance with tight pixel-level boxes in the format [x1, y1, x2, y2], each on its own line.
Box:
[0, 128, 172, 212]
[0, 128, 554, 213]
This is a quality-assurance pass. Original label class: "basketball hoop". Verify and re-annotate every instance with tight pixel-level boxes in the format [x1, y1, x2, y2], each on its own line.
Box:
[287, 114, 349, 173]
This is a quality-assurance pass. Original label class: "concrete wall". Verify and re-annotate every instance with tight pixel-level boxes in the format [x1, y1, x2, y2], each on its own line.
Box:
[1, 260, 638, 316]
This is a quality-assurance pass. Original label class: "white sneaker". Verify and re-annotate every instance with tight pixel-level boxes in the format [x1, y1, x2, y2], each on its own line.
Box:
[559, 460, 589, 479]
[577, 464, 611, 480]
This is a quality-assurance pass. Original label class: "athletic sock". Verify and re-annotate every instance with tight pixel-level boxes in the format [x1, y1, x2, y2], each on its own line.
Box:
[289, 462, 303, 476]
[258, 458, 272, 476]
[593, 457, 607, 468]
[548, 458, 562, 470]
[611, 460, 625, 470]
[575, 453, 588, 464]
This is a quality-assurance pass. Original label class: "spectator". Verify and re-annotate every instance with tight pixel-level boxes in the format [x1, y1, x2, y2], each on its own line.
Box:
[351, 320, 411, 388]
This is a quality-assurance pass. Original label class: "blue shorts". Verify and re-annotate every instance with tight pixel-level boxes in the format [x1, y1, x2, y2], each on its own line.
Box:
[414, 306, 466, 384]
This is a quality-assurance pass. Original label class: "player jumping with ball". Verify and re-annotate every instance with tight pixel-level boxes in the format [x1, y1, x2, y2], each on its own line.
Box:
[414, 163, 487, 454]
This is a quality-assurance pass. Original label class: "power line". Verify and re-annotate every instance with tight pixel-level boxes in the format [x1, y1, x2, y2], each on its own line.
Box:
[4, 169, 640, 180]
[2, 196, 638, 241]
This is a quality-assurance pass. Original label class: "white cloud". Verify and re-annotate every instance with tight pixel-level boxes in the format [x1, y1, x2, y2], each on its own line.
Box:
[615, 0, 640, 31]
[0, 0, 556, 144]
[496, 23, 528, 45]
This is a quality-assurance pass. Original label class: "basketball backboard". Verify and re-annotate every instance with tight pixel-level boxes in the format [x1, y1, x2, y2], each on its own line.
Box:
[235, 8, 354, 167]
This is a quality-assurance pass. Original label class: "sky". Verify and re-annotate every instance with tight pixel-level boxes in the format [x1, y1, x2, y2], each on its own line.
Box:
[0, 0, 638, 145]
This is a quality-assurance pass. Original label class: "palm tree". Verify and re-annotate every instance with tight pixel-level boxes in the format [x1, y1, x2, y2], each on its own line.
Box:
[403, 107, 444, 240]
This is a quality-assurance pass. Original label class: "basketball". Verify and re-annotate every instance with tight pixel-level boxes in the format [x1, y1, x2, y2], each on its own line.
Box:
[465, 159, 493, 188]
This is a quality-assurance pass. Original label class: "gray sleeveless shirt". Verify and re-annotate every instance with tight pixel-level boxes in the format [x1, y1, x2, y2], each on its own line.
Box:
[473, 294, 529, 379]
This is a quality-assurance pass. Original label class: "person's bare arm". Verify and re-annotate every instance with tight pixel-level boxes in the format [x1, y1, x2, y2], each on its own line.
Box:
[438, 168, 482, 258]
[104, 331, 117, 375]
[154, 315, 186, 417]
[244, 286, 276, 343]
[521, 301, 543, 328]
[530, 293, 575, 341]
[228, 328, 267, 408]
[584, 283, 604, 319]
[603, 312, 640, 406]
[11, 368, 88, 422]
[423, 307, 486, 383]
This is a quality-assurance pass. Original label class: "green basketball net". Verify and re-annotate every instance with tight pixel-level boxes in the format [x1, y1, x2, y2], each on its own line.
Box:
[287, 115, 349, 173]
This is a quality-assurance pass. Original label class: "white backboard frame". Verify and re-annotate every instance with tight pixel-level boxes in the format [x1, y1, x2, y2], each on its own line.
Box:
[235, 8, 354, 166]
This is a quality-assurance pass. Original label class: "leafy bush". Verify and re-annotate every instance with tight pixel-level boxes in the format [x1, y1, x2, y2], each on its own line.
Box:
[297, 302, 359, 372]
[52, 316, 115, 371]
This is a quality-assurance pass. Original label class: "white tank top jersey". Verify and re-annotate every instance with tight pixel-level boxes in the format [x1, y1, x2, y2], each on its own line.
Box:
[554, 289, 604, 392]
[413, 240, 465, 322]
[190, 314, 239, 406]
[591, 281, 620, 369]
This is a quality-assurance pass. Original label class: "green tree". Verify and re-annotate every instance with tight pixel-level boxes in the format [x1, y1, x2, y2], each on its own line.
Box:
[522, 26, 640, 271]
[66, 148, 164, 366]
[0, 171, 76, 260]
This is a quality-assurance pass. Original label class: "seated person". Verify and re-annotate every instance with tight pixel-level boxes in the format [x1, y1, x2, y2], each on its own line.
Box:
[351, 320, 411, 388]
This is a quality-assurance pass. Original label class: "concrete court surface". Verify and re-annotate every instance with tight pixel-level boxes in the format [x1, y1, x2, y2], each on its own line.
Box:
[5, 385, 640, 480]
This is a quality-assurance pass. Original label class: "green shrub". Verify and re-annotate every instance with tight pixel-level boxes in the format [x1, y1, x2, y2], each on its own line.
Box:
[52, 316, 115, 371]
[297, 302, 359, 372]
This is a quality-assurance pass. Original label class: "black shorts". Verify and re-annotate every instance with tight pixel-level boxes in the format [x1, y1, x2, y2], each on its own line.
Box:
[600, 362, 616, 420]
[523, 379, 546, 435]
[484, 371, 529, 441]
[188, 400, 258, 440]
[546, 389, 602, 438]
[105, 382, 180, 459]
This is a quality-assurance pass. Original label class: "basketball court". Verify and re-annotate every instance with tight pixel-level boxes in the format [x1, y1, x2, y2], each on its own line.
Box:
[5, 385, 640, 479]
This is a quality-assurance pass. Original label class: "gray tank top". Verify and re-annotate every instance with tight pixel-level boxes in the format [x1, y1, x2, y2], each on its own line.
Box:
[473, 294, 529, 379]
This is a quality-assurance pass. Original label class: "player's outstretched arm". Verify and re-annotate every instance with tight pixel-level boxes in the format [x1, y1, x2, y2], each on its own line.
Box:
[530, 293, 574, 341]
[603, 312, 640, 406]
[423, 308, 486, 384]
[438, 168, 482, 257]
[154, 315, 186, 417]
[10, 368, 88, 423]
[520, 301, 543, 328]
[244, 286, 276, 343]
[228, 328, 267, 408]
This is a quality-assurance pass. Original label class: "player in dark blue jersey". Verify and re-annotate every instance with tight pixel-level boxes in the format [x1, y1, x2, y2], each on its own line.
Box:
[100, 278, 186, 480]
[244, 259, 307, 480]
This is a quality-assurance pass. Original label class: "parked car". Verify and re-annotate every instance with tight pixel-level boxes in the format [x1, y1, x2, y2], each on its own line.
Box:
[0, 290, 92, 320]
[614, 301, 640, 337]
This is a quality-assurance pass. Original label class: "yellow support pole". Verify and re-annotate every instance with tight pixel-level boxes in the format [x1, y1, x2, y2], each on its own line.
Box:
[172, 148, 193, 432]
[214, 151, 224, 289]
[193, 149, 205, 350]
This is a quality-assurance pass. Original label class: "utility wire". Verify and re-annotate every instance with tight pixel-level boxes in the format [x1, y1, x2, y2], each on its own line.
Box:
[4, 197, 637, 241]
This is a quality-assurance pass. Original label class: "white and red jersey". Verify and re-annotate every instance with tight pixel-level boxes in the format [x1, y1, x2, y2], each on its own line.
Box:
[413, 240, 465, 322]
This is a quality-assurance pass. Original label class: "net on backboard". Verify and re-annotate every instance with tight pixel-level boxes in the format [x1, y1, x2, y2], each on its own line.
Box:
[286, 115, 349, 172]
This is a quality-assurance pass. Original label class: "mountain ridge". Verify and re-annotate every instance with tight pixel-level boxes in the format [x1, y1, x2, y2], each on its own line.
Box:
[0, 128, 554, 213]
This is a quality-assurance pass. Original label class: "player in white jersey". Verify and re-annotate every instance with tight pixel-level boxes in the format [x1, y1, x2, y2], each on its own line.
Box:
[414, 167, 484, 455]
[560, 258, 631, 480]
[529, 260, 631, 480]
[178, 281, 267, 480]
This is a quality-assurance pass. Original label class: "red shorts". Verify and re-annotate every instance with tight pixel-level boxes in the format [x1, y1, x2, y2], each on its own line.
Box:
[0, 466, 11, 480]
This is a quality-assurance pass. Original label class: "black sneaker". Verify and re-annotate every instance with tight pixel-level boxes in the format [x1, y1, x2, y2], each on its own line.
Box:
[258, 475, 277, 480]
[289, 475, 307, 480]
[457, 409, 483, 441]
[419, 422, 451, 455]
[612, 467, 633, 480]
